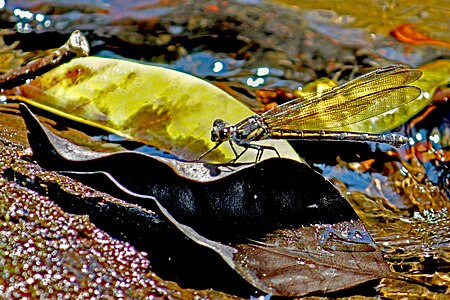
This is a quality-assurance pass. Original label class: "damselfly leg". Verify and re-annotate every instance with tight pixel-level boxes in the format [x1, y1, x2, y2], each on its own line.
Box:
[230, 141, 281, 163]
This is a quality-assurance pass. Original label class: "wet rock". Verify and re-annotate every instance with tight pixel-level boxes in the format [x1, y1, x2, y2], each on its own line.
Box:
[0, 103, 239, 299]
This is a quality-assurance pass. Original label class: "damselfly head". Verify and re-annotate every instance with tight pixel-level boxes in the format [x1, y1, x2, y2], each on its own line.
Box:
[211, 119, 232, 142]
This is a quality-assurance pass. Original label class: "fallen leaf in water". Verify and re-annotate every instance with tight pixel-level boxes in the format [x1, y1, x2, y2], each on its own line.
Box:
[7, 57, 299, 163]
[232, 221, 392, 296]
[274, 0, 450, 46]
[414, 60, 450, 101]
[0, 30, 57, 74]
[391, 24, 450, 48]
[296, 77, 338, 96]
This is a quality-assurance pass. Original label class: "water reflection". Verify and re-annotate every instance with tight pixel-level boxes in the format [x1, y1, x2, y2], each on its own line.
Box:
[256, 67, 269, 76]
[246, 77, 264, 87]
[212, 61, 223, 73]
[430, 132, 440, 144]
[12, 7, 51, 33]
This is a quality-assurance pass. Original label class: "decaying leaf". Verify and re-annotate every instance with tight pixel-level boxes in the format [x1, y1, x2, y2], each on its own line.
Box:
[19, 104, 399, 296]
[274, 0, 450, 46]
[233, 220, 392, 296]
[7, 57, 299, 163]
[390, 24, 450, 48]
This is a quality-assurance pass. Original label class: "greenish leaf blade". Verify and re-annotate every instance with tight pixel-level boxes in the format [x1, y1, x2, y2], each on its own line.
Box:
[12, 57, 300, 163]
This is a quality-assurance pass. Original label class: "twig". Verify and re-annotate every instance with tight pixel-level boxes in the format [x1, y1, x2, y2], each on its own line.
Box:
[0, 30, 90, 90]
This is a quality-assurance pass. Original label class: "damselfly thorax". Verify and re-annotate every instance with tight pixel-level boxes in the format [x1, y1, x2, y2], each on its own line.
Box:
[199, 64, 422, 162]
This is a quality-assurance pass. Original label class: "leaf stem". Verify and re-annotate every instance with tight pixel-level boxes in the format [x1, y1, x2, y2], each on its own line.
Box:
[0, 30, 90, 90]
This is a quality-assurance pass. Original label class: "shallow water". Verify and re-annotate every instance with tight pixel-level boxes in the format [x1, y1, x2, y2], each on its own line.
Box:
[1, 0, 450, 298]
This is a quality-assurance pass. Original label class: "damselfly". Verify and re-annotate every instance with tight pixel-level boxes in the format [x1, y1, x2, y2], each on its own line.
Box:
[198, 64, 422, 162]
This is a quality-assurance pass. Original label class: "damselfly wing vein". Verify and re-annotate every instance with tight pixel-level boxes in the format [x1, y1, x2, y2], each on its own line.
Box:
[198, 64, 423, 162]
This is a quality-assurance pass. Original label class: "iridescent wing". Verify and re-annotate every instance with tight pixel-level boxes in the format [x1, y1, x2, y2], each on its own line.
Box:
[262, 64, 422, 131]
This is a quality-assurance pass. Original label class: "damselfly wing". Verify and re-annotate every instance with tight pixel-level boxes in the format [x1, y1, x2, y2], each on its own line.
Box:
[199, 64, 422, 162]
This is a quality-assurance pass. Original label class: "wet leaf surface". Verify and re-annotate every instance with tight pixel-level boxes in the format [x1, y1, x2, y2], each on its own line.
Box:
[7, 56, 299, 163]
[17, 103, 398, 296]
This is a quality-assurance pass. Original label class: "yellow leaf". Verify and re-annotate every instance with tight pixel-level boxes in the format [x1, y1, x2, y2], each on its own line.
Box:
[10, 57, 300, 163]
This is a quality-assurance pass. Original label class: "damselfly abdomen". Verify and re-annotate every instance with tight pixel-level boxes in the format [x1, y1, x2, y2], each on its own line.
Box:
[199, 64, 422, 162]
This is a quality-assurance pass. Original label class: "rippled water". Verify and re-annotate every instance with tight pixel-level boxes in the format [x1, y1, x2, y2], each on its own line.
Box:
[1, 0, 450, 298]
